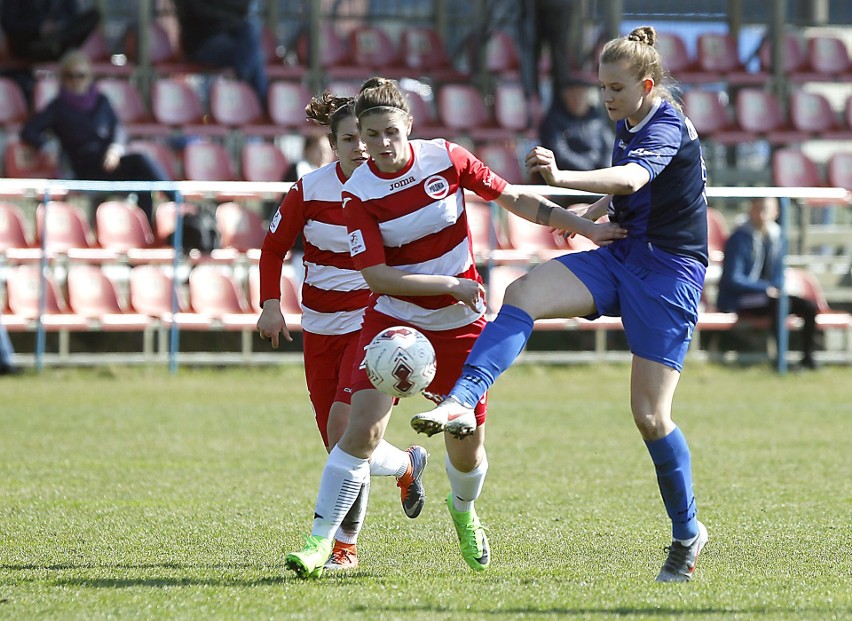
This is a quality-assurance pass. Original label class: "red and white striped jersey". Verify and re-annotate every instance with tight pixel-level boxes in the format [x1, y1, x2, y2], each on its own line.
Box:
[259, 161, 370, 335]
[343, 139, 507, 331]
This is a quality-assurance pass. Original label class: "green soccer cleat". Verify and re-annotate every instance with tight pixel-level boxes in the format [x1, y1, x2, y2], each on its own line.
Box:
[285, 535, 333, 579]
[446, 493, 490, 571]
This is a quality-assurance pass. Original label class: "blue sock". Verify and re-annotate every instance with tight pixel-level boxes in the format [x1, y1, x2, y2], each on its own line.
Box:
[449, 304, 534, 407]
[645, 427, 698, 541]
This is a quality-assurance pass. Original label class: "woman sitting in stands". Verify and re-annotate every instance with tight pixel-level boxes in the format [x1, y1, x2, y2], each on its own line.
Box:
[19, 50, 179, 223]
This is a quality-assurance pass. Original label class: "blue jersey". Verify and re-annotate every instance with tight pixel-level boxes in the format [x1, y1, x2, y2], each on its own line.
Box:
[608, 99, 708, 275]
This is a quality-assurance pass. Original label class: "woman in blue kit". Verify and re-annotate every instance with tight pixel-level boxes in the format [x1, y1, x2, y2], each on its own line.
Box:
[412, 26, 709, 582]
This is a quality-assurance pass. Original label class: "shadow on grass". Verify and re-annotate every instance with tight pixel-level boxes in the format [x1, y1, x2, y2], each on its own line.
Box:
[362, 604, 850, 617]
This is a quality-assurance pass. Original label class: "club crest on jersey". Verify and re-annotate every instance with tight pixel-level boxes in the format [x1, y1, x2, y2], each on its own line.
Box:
[348, 229, 366, 255]
[389, 176, 416, 192]
[424, 175, 450, 199]
[269, 210, 282, 233]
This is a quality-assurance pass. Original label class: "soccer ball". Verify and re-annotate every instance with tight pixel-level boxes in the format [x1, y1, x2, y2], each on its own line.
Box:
[364, 326, 437, 398]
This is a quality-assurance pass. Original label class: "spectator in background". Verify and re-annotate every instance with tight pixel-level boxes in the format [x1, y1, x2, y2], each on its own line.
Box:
[518, 0, 580, 99]
[717, 197, 819, 370]
[1, 0, 100, 62]
[539, 74, 614, 173]
[173, 0, 269, 106]
[19, 50, 179, 224]
[284, 134, 335, 182]
[0, 0, 101, 105]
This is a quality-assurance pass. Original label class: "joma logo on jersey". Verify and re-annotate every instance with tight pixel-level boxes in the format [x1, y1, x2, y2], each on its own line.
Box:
[389, 176, 416, 191]
[424, 175, 450, 199]
[628, 148, 660, 158]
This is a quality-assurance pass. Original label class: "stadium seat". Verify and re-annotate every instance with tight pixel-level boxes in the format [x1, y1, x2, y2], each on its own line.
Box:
[267, 80, 312, 129]
[182, 142, 237, 182]
[128, 264, 212, 329]
[97, 78, 170, 138]
[695, 32, 766, 85]
[654, 32, 708, 84]
[788, 90, 838, 137]
[465, 195, 504, 263]
[343, 25, 402, 76]
[215, 202, 266, 255]
[33, 74, 58, 111]
[209, 78, 267, 129]
[404, 87, 442, 138]
[260, 24, 306, 80]
[759, 32, 813, 80]
[36, 201, 118, 261]
[0, 77, 28, 130]
[295, 22, 350, 71]
[5, 264, 89, 329]
[2, 141, 60, 180]
[485, 30, 521, 80]
[807, 35, 852, 78]
[436, 84, 513, 142]
[732, 88, 801, 145]
[124, 20, 198, 75]
[0, 202, 41, 261]
[126, 140, 182, 181]
[706, 206, 729, 264]
[95, 200, 176, 263]
[80, 28, 132, 77]
[771, 149, 825, 188]
[496, 211, 565, 263]
[399, 26, 465, 82]
[494, 81, 533, 134]
[188, 265, 261, 342]
[827, 152, 852, 190]
[66, 264, 153, 330]
[477, 142, 526, 185]
[682, 89, 734, 141]
[240, 141, 289, 182]
[151, 78, 227, 137]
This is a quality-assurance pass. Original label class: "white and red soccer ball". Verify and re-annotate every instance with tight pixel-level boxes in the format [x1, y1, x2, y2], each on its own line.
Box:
[364, 326, 437, 398]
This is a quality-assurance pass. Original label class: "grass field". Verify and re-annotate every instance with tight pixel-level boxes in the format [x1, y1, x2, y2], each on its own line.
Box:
[1, 363, 849, 620]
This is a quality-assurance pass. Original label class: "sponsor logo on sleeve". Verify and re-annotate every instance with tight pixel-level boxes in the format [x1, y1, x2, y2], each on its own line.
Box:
[269, 210, 282, 233]
[424, 175, 450, 199]
[348, 229, 366, 255]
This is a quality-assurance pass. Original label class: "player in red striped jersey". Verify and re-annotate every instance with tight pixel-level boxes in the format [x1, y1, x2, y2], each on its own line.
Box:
[284, 77, 626, 578]
[257, 92, 428, 572]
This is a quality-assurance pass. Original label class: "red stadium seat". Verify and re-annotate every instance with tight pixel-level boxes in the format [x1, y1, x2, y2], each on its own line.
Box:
[695, 33, 766, 85]
[182, 142, 237, 182]
[3, 141, 59, 180]
[477, 142, 526, 185]
[66, 264, 153, 330]
[188, 265, 261, 337]
[126, 140, 181, 181]
[654, 32, 708, 84]
[151, 78, 227, 137]
[295, 23, 349, 71]
[497, 211, 565, 263]
[485, 31, 521, 79]
[241, 141, 289, 182]
[267, 80, 312, 129]
[494, 81, 532, 134]
[759, 32, 812, 80]
[732, 88, 802, 145]
[346, 25, 401, 73]
[215, 202, 266, 254]
[209, 78, 265, 127]
[788, 90, 838, 137]
[0, 202, 41, 261]
[807, 35, 852, 78]
[400, 26, 464, 81]
[437, 84, 514, 142]
[706, 206, 729, 264]
[771, 149, 824, 188]
[827, 152, 852, 190]
[682, 89, 734, 140]
[5, 264, 89, 329]
[0, 77, 28, 130]
[36, 201, 117, 261]
[404, 87, 442, 138]
[95, 200, 176, 263]
[129, 264, 213, 329]
[97, 78, 170, 138]
[33, 74, 58, 111]
[465, 195, 505, 263]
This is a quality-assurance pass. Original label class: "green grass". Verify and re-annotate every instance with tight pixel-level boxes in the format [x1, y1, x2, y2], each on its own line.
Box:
[1, 363, 850, 620]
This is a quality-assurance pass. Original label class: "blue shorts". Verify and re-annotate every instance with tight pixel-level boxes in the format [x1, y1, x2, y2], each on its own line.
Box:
[556, 247, 702, 372]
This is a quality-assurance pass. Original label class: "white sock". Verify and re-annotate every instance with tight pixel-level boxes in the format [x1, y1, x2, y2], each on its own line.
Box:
[675, 533, 699, 547]
[311, 445, 369, 540]
[445, 451, 488, 513]
[369, 439, 409, 478]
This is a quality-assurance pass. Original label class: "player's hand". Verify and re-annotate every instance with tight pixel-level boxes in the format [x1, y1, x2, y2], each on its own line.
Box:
[256, 302, 292, 349]
[583, 221, 628, 246]
[525, 146, 560, 186]
[450, 278, 486, 313]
